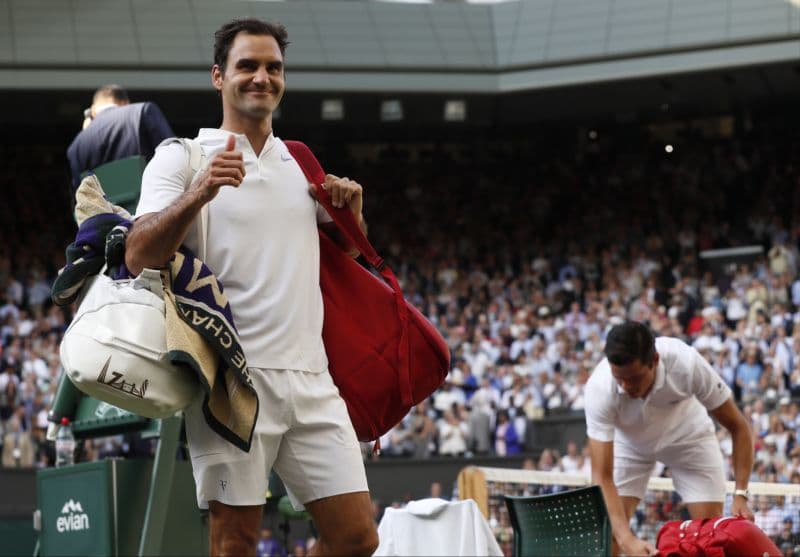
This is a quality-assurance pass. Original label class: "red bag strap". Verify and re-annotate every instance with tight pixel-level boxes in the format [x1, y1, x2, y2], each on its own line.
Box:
[284, 141, 382, 269]
[285, 140, 413, 407]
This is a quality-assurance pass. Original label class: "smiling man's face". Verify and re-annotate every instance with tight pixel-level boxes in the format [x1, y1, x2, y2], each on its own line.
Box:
[213, 32, 286, 123]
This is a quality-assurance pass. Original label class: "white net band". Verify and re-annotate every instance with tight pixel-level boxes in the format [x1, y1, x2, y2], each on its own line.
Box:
[476, 467, 800, 497]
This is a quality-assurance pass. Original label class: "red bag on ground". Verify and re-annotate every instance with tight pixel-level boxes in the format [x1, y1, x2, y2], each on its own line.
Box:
[657, 517, 781, 557]
[285, 141, 450, 442]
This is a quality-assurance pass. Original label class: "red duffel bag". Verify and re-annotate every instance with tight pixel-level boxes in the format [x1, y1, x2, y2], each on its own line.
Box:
[285, 141, 450, 442]
[657, 516, 780, 557]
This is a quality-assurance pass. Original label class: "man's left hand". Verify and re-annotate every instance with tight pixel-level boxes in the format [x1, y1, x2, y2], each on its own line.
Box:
[731, 496, 754, 521]
[322, 174, 363, 219]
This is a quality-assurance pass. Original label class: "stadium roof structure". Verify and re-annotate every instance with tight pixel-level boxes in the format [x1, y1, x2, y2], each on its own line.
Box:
[1, 0, 799, 93]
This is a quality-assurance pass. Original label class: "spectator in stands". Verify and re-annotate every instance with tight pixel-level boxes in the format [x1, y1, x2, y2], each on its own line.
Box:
[755, 495, 784, 539]
[560, 440, 582, 473]
[779, 399, 798, 430]
[288, 540, 307, 557]
[381, 420, 415, 458]
[437, 408, 468, 456]
[408, 403, 436, 458]
[775, 517, 800, 551]
[66, 84, 174, 191]
[466, 389, 493, 456]
[433, 380, 465, 415]
[580, 443, 592, 476]
[429, 481, 444, 499]
[494, 410, 520, 456]
[0, 361, 19, 422]
[736, 348, 764, 402]
[541, 369, 569, 412]
[537, 448, 559, 472]
[758, 438, 787, 471]
[769, 242, 794, 278]
[1, 413, 34, 468]
[256, 527, 285, 557]
[791, 276, 800, 309]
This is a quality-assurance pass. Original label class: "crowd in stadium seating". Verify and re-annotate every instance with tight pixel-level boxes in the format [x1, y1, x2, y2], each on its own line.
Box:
[363, 117, 800, 465]
[1, 112, 800, 550]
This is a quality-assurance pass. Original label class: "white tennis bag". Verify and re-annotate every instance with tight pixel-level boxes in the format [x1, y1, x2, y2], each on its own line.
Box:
[60, 268, 201, 418]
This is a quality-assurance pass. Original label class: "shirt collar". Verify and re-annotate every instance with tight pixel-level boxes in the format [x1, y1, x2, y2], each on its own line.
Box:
[197, 128, 276, 157]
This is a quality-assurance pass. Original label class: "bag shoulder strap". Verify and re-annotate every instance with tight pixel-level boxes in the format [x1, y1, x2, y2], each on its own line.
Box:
[155, 136, 205, 174]
[284, 140, 385, 270]
[185, 138, 204, 173]
[160, 137, 210, 261]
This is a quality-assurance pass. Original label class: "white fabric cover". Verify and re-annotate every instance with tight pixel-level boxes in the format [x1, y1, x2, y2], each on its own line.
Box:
[374, 498, 503, 556]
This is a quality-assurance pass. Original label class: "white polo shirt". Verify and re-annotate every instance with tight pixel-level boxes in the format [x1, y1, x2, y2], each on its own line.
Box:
[136, 128, 331, 372]
[584, 337, 732, 455]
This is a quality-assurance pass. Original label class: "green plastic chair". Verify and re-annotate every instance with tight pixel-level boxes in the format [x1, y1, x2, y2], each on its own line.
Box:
[504, 485, 611, 557]
[81, 155, 147, 214]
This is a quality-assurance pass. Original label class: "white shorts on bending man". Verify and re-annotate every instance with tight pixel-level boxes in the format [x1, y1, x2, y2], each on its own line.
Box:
[584, 321, 754, 556]
[125, 18, 378, 557]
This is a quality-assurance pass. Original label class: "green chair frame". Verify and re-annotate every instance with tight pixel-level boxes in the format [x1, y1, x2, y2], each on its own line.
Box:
[504, 485, 611, 557]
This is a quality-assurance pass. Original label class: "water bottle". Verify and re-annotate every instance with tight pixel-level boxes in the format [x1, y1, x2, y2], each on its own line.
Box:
[55, 417, 76, 467]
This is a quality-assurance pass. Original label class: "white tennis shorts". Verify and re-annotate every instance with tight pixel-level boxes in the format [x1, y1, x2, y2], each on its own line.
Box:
[184, 367, 369, 510]
[614, 432, 726, 503]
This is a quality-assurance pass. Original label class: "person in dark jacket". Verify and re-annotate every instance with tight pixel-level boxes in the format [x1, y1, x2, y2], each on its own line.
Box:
[66, 84, 174, 191]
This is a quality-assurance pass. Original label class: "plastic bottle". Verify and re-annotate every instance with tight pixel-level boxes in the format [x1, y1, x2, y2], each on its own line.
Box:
[55, 417, 76, 467]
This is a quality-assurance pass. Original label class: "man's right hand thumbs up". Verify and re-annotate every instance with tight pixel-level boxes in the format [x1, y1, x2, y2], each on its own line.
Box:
[224, 134, 237, 152]
[189, 133, 246, 203]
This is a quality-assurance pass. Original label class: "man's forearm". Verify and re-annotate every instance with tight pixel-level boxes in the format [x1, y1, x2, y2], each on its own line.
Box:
[594, 476, 635, 544]
[731, 426, 754, 489]
[125, 190, 207, 275]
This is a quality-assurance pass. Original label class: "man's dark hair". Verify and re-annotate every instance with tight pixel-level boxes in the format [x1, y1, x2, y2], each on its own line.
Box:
[604, 321, 656, 366]
[93, 84, 129, 104]
[214, 18, 290, 73]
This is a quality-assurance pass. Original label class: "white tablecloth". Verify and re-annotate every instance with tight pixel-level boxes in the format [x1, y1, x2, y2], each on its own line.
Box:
[374, 498, 503, 556]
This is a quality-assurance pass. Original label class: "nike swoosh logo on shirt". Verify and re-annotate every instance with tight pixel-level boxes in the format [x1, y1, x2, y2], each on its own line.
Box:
[280, 152, 293, 161]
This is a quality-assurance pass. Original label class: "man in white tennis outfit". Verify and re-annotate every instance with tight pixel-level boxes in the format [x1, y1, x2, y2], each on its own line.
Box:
[584, 321, 754, 556]
[125, 18, 378, 557]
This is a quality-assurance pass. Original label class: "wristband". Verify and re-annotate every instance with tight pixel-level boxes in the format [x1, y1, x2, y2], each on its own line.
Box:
[733, 488, 749, 500]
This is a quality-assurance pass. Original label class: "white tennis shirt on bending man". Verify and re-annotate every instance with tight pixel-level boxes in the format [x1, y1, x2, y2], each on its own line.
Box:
[584, 336, 732, 456]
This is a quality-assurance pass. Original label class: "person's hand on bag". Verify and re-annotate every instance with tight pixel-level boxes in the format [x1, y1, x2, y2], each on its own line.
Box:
[731, 494, 754, 521]
[319, 174, 363, 221]
[620, 533, 660, 556]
